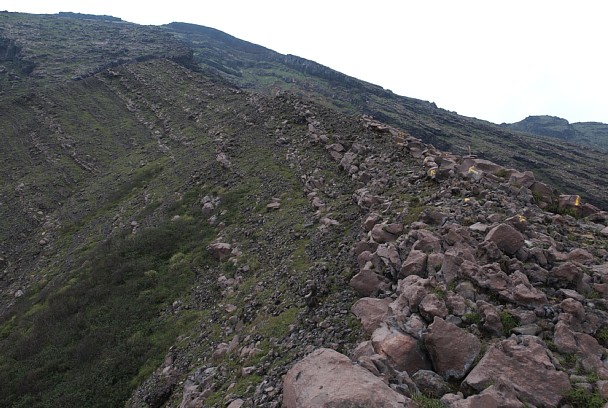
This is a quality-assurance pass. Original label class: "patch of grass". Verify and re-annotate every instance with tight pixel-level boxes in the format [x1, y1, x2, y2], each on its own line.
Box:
[588, 290, 602, 300]
[413, 393, 445, 408]
[495, 168, 509, 179]
[596, 327, 608, 347]
[433, 288, 447, 300]
[232, 373, 262, 397]
[403, 205, 427, 225]
[0, 216, 215, 408]
[499, 310, 519, 333]
[256, 307, 299, 339]
[463, 312, 481, 325]
[560, 353, 579, 370]
[564, 388, 606, 408]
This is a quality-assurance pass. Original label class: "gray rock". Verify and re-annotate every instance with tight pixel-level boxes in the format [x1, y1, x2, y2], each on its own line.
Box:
[412, 370, 450, 398]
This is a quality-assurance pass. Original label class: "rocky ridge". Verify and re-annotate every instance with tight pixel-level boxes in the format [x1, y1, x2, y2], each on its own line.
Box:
[282, 113, 608, 407]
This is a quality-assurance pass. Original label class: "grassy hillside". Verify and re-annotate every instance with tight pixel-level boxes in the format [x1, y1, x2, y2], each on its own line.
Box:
[0, 56, 369, 407]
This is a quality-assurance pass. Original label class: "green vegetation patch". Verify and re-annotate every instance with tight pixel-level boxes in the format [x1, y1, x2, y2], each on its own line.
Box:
[413, 393, 444, 408]
[256, 307, 299, 339]
[0, 216, 215, 408]
[564, 388, 606, 408]
[499, 310, 519, 333]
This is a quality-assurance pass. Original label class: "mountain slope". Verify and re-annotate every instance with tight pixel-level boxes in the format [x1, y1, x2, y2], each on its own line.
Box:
[1, 12, 608, 408]
[163, 22, 608, 209]
[504, 115, 608, 151]
[0, 49, 371, 407]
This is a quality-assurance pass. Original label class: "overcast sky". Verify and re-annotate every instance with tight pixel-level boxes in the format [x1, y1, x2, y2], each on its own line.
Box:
[4, 1, 607, 124]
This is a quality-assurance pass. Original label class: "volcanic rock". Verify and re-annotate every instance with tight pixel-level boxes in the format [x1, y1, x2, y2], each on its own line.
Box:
[484, 223, 524, 256]
[462, 335, 571, 407]
[423, 317, 481, 380]
[283, 348, 411, 408]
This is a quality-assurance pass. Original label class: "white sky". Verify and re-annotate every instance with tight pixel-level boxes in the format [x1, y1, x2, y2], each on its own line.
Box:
[3, 1, 608, 124]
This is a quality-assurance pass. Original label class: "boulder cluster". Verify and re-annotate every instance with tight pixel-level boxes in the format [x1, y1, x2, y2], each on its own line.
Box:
[284, 114, 608, 406]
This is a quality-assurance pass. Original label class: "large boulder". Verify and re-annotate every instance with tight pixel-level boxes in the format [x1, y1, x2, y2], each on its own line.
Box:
[400, 249, 428, 278]
[371, 325, 431, 375]
[484, 224, 524, 256]
[349, 269, 390, 297]
[441, 378, 524, 407]
[418, 293, 449, 322]
[462, 336, 571, 407]
[283, 348, 413, 408]
[550, 261, 584, 288]
[370, 223, 403, 243]
[207, 242, 232, 261]
[351, 297, 393, 334]
[423, 317, 480, 380]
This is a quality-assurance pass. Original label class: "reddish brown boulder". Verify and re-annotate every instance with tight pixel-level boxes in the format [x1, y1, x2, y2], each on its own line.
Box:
[560, 298, 585, 321]
[395, 275, 433, 312]
[460, 261, 509, 292]
[441, 378, 524, 407]
[567, 248, 595, 265]
[353, 241, 379, 257]
[371, 325, 431, 375]
[411, 230, 442, 253]
[446, 293, 467, 316]
[477, 300, 503, 336]
[351, 297, 393, 334]
[499, 272, 548, 307]
[375, 243, 402, 269]
[352, 339, 376, 358]
[559, 194, 580, 211]
[362, 212, 381, 232]
[423, 317, 481, 380]
[598, 380, 608, 399]
[412, 370, 450, 398]
[510, 283, 547, 307]
[553, 320, 578, 353]
[283, 348, 411, 408]
[419, 293, 449, 322]
[530, 181, 555, 208]
[463, 336, 571, 407]
[509, 170, 535, 188]
[349, 269, 389, 297]
[400, 249, 428, 278]
[550, 262, 583, 287]
[440, 250, 464, 283]
[207, 242, 232, 260]
[484, 223, 524, 256]
[370, 223, 401, 243]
